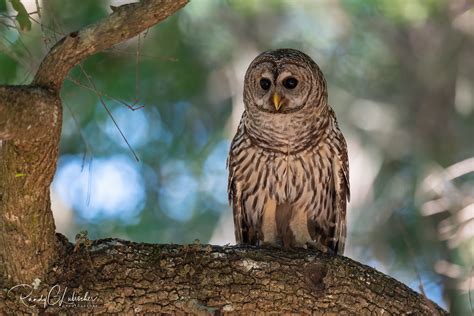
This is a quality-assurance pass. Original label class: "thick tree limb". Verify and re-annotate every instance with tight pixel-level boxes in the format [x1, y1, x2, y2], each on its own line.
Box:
[32, 0, 188, 91]
[0, 236, 446, 314]
[0, 0, 188, 285]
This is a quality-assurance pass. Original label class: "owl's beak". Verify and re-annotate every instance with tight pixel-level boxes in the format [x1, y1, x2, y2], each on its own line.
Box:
[273, 93, 282, 111]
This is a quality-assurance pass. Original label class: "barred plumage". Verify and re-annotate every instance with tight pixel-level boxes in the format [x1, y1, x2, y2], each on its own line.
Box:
[227, 49, 350, 254]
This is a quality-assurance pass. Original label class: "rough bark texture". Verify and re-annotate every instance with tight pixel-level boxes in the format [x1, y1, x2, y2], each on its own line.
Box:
[0, 236, 446, 314]
[0, 86, 59, 141]
[0, 0, 449, 314]
[0, 0, 188, 286]
[0, 86, 61, 286]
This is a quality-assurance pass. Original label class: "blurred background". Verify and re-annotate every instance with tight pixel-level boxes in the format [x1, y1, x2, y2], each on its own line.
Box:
[1, 0, 473, 313]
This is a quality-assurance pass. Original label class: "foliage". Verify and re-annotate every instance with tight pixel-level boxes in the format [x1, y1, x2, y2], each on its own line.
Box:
[9, 0, 30, 31]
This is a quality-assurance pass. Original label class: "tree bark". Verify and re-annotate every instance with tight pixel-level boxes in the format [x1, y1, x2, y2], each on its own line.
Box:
[0, 86, 61, 286]
[33, 0, 189, 91]
[0, 0, 448, 314]
[0, 236, 446, 314]
[0, 0, 189, 286]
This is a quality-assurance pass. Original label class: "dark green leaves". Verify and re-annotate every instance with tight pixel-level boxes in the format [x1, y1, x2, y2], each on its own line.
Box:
[9, 0, 31, 31]
[0, 0, 7, 13]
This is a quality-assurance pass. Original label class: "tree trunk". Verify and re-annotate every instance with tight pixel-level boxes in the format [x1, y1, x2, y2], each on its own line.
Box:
[0, 0, 189, 287]
[0, 236, 447, 314]
[0, 86, 61, 285]
[0, 0, 448, 314]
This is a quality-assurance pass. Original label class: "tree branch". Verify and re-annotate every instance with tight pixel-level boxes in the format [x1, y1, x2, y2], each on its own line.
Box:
[0, 0, 188, 285]
[32, 0, 188, 91]
[0, 237, 446, 314]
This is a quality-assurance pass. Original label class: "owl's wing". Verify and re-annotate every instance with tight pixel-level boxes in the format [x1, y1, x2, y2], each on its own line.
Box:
[332, 131, 350, 255]
[227, 117, 251, 245]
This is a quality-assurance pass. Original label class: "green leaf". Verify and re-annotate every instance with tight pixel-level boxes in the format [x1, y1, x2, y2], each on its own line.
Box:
[9, 0, 31, 31]
[0, 54, 18, 83]
[14, 173, 27, 177]
[0, 0, 7, 13]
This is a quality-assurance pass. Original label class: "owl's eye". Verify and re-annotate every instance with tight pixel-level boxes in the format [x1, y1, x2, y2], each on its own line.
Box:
[283, 77, 298, 89]
[259, 78, 271, 90]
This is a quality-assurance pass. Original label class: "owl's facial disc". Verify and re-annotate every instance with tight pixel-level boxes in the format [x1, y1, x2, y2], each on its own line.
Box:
[245, 58, 317, 114]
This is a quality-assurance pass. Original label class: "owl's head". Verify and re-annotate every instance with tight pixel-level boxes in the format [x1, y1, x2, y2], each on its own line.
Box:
[243, 48, 327, 114]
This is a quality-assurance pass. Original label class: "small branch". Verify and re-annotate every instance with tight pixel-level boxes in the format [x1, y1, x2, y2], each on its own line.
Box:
[66, 76, 144, 110]
[0, 0, 187, 140]
[32, 0, 188, 91]
[77, 64, 140, 161]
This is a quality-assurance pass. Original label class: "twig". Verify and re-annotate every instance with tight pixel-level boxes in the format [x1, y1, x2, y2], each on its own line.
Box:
[104, 48, 178, 61]
[66, 76, 144, 111]
[0, 20, 16, 29]
[396, 217, 439, 315]
[470, 265, 473, 315]
[0, 15, 36, 65]
[78, 64, 140, 162]
[134, 32, 141, 104]
[63, 99, 93, 205]
[34, 0, 48, 48]
[0, 36, 32, 71]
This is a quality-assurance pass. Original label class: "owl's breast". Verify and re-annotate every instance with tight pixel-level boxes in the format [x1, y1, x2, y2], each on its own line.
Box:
[273, 147, 333, 205]
[235, 142, 333, 206]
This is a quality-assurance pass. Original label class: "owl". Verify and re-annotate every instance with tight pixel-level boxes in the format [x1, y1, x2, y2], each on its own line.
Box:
[227, 49, 350, 254]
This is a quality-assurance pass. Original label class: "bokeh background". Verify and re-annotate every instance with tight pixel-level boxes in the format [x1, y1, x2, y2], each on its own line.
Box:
[1, 0, 473, 313]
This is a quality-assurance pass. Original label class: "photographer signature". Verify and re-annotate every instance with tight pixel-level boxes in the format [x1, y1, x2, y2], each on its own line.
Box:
[7, 283, 99, 309]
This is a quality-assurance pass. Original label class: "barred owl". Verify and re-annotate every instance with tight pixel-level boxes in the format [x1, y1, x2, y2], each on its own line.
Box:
[227, 49, 350, 254]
